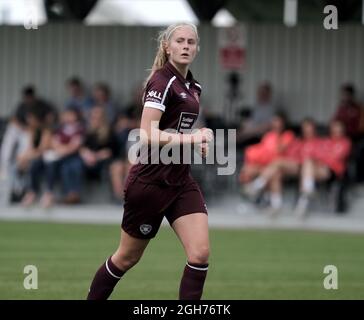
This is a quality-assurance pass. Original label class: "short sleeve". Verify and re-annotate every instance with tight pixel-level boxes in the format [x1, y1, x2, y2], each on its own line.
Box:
[143, 74, 176, 113]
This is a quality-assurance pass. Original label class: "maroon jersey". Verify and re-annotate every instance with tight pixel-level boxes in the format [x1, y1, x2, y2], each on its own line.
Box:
[55, 122, 84, 144]
[129, 61, 202, 186]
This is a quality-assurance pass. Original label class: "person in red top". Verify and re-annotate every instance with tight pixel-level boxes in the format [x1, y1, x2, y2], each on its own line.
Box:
[295, 120, 352, 217]
[239, 112, 295, 184]
[87, 23, 213, 300]
[243, 118, 319, 215]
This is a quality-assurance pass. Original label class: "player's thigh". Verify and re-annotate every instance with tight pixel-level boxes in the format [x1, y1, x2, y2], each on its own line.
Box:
[116, 230, 150, 257]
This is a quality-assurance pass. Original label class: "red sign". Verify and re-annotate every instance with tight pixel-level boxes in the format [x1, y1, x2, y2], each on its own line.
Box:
[220, 46, 246, 69]
[218, 24, 247, 71]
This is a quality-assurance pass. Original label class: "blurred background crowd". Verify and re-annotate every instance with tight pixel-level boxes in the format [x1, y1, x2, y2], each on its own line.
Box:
[1, 78, 363, 217]
[0, 78, 142, 207]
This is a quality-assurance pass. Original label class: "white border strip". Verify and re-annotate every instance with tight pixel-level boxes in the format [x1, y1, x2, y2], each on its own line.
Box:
[186, 262, 209, 271]
[161, 76, 176, 105]
[195, 83, 201, 89]
[144, 101, 166, 112]
[105, 258, 122, 279]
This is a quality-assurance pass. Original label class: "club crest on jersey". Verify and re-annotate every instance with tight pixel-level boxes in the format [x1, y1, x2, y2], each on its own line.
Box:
[147, 90, 162, 101]
[193, 92, 199, 102]
[180, 92, 187, 99]
[140, 224, 152, 235]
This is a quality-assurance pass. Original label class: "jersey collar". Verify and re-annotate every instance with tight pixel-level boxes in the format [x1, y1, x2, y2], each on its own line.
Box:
[165, 61, 194, 88]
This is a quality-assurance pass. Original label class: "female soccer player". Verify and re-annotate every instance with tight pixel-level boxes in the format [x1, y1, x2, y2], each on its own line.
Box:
[87, 23, 213, 300]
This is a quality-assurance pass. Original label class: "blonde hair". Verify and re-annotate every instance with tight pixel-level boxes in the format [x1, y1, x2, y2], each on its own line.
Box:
[145, 23, 199, 86]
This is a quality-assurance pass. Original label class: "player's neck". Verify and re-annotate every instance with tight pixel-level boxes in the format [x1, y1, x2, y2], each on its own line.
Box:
[170, 61, 188, 79]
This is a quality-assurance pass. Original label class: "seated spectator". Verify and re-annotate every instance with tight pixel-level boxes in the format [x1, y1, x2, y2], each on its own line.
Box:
[239, 112, 295, 185]
[23, 108, 84, 208]
[237, 82, 276, 147]
[20, 118, 53, 206]
[80, 106, 118, 182]
[92, 83, 119, 124]
[9, 113, 44, 203]
[294, 120, 351, 216]
[0, 86, 56, 202]
[332, 83, 364, 182]
[333, 83, 362, 141]
[64, 76, 93, 119]
[243, 118, 320, 215]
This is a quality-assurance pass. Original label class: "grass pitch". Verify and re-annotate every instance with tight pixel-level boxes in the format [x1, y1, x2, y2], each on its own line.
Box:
[0, 220, 363, 300]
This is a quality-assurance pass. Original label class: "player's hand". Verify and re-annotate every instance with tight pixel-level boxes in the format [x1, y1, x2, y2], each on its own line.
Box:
[191, 128, 214, 144]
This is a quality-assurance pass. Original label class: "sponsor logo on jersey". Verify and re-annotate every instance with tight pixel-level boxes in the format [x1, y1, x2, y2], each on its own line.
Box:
[176, 112, 198, 133]
[140, 224, 152, 235]
[180, 92, 187, 99]
[146, 90, 162, 101]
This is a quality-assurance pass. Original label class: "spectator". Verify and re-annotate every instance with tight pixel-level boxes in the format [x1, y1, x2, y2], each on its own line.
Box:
[333, 84, 362, 141]
[20, 117, 53, 207]
[294, 120, 351, 216]
[0, 86, 56, 200]
[243, 118, 319, 215]
[333, 83, 364, 183]
[38, 108, 84, 208]
[237, 82, 276, 147]
[92, 83, 118, 124]
[64, 77, 93, 119]
[8, 113, 42, 203]
[80, 106, 118, 183]
[239, 112, 295, 185]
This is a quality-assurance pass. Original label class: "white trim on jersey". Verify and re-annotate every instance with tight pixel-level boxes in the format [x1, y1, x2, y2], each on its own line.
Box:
[195, 83, 201, 89]
[105, 258, 122, 279]
[186, 262, 209, 271]
[161, 76, 176, 105]
[144, 101, 166, 112]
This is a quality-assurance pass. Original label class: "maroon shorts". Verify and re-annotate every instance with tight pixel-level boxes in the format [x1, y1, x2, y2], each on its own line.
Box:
[121, 176, 208, 239]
